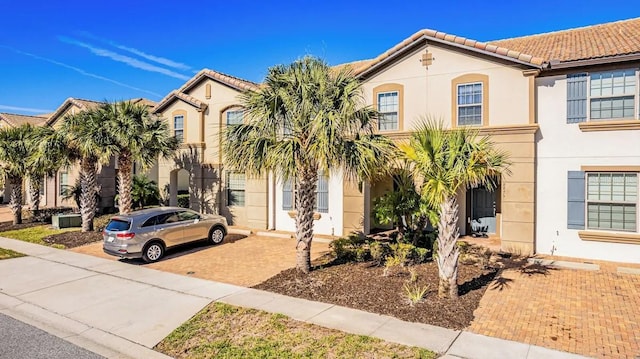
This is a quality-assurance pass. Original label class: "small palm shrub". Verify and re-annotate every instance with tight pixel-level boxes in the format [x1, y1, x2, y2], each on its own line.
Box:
[403, 283, 430, 306]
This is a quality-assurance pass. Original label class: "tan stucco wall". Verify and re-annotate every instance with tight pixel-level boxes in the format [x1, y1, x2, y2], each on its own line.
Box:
[153, 78, 268, 228]
[361, 44, 531, 132]
[343, 178, 364, 236]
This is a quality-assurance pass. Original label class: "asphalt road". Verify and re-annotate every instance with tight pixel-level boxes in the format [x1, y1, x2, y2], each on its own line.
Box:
[0, 313, 104, 359]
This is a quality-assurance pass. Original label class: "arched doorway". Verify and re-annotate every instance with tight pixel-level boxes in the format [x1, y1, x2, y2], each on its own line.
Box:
[169, 168, 190, 207]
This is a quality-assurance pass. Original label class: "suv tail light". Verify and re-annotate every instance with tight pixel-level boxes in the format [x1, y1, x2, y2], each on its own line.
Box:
[116, 232, 135, 239]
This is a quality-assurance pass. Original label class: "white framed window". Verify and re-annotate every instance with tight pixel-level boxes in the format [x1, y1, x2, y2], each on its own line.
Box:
[226, 110, 243, 126]
[567, 69, 639, 123]
[173, 115, 184, 143]
[282, 172, 329, 213]
[457, 82, 483, 126]
[586, 172, 638, 232]
[226, 172, 245, 206]
[59, 171, 68, 195]
[590, 70, 636, 120]
[377, 92, 398, 131]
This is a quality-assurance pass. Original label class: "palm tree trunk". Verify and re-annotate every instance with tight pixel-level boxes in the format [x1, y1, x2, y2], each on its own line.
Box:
[8, 176, 23, 225]
[29, 176, 42, 211]
[79, 157, 98, 232]
[117, 153, 133, 214]
[295, 170, 318, 274]
[436, 195, 460, 299]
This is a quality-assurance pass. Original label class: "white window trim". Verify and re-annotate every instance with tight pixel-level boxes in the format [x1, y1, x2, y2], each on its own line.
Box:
[377, 91, 399, 131]
[226, 172, 246, 207]
[584, 171, 639, 233]
[586, 69, 639, 122]
[281, 172, 330, 213]
[173, 115, 184, 142]
[456, 82, 483, 126]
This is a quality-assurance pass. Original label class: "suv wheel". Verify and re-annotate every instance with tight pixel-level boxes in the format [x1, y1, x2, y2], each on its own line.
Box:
[209, 226, 225, 245]
[142, 242, 164, 263]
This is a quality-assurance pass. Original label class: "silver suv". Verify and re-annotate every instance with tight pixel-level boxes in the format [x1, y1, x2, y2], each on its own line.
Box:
[103, 207, 227, 263]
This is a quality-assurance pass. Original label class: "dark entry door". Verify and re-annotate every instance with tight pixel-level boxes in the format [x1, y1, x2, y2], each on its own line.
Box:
[471, 187, 496, 234]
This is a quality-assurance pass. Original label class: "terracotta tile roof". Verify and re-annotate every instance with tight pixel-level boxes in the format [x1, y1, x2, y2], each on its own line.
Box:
[0, 113, 47, 127]
[130, 98, 157, 109]
[153, 90, 208, 114]
[179, 68, 258, 93]
[46, 97, 104, 125]
[343, 29, 545, 78]
[489, 17, 640, 63]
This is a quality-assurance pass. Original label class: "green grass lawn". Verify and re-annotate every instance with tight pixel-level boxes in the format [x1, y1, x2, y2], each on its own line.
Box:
[0, 226, 78, 249]
[156, 302, 435, 359]
[0, 248, 25, 260]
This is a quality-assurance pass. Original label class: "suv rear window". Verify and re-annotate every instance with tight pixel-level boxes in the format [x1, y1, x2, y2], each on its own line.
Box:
[105, 218, 131, 231]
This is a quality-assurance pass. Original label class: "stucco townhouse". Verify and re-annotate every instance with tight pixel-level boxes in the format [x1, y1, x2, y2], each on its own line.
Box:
[156, 17, 640, 264]
[1, 97, 155, 213]
[490, 18, 640, 263]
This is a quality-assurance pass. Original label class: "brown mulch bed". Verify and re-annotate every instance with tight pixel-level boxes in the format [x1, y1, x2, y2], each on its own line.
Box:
[43, 231, 103, 248]
[0, 221, 42, 231]
[254, 253, 502, 330]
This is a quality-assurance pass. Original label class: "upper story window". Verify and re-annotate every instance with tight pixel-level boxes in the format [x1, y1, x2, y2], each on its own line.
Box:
[373, 83, 403, 132]
[226, 110, 243, 126]
[451, 74, 489, 128]
[457, 83, 483, 126]
[377, 92, 399, 131]
[567, 69, 638, 123]
[173, 115, 184, 143]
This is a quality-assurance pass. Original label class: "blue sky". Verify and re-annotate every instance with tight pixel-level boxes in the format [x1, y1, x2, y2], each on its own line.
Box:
[1, 0, 638, 115]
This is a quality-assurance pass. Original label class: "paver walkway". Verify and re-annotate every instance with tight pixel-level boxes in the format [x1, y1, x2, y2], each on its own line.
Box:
[71, 233, 331, 286]
[470, 256, 640, 358]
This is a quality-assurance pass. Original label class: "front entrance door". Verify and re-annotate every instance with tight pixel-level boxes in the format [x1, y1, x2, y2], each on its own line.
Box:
[470, 187, 497, 235]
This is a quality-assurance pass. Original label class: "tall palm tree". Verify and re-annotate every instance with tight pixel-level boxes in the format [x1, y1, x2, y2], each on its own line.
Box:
[100, 101, 177, 214]
[26, 126, 60, 211]
[0, 124, 36, 224]
[400, 120, 510, 299]
[223, 56, 395, 273]
[41, 110, 115, 231]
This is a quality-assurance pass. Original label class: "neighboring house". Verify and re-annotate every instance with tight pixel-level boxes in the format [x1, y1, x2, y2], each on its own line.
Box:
[490, 18, 640, 263]
[0, 112, 48, 205]
[151, 70, 269, 229]
[1, 97, 155, 213]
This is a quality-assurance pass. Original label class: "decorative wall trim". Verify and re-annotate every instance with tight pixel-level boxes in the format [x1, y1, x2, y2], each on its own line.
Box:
[579, 119, 640, 132]
[579, 231, 640, 245]
[287, 211, 322, 220]
[383, 123, 539, 141]
[580, 165, 640, 172]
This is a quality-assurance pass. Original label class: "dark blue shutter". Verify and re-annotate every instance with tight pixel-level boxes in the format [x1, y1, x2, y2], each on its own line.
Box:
[567, 74, 587, 124]
[567, 171, 586, 229]
[282, 180, 293, 210]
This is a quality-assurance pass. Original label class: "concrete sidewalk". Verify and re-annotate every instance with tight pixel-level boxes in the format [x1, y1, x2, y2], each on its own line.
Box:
[0, 237, 587, 359]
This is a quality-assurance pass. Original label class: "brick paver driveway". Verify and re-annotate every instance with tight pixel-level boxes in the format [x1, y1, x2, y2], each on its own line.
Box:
[469, 257, 640, 358]
[72, 234, 331, 287]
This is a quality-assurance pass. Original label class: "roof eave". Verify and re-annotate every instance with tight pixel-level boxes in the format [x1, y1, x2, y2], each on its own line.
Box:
[548, 53, 640, 70]
[357, 34, 545, 80]
[153, 93, 207, 114]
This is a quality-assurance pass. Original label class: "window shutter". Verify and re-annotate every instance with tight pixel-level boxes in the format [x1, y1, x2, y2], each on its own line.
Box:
[567, 171, 586, 229]
[282, 180, 293, 210]
[567, 74, 587, 123]
[316, 174, 329, 213]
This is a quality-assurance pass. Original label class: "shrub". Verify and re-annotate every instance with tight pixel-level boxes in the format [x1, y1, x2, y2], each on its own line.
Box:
[93, 214, 113, 232]
[403, 283, 430, 306]
[177, 194, 190, 208]
[330, 235, 367, 261]
[29, 207, 73, 223]
[355, 246, 369, 262]
[369, 241, 386, 264]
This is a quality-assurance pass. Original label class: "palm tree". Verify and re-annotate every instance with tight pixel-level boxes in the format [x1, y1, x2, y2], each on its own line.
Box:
[131, 175, 161, 209]
[223, 56, 395, 273]
[100, 101, 177, 215]
[400, 120, 509, 299]
[41, 110, 115, 231]
[0, 124, 36, 224]
[26, 126, 60, 211]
